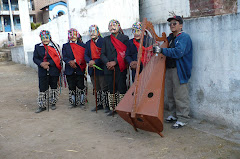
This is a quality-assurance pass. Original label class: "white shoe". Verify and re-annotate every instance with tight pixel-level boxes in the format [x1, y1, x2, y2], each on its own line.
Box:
[172, 121, 186, 129]
[165, 115, 177, 123]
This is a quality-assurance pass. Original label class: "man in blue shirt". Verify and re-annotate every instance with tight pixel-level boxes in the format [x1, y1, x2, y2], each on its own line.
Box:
[155, 16, 193, 128]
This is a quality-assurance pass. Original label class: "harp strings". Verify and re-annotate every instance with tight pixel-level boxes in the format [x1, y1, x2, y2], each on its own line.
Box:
[136, 31, 157, 105]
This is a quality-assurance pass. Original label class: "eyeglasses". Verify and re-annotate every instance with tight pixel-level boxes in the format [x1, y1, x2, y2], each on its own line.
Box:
[168, 22, 178, 26]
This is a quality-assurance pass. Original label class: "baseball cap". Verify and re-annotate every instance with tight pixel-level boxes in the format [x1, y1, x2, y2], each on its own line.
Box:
[167, 16, 183, 24]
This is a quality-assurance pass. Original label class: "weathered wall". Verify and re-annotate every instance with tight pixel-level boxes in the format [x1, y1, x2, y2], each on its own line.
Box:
[68, 0, 139, 35]
[140, 0, 191, 23]
[239, 0, 240, 13]
[186, 14, 240, 130]
[11, 46, 25, 64]
[140, 0, 238, 24]
[42, 9, 50, 24]
[190, 0, 237, 17]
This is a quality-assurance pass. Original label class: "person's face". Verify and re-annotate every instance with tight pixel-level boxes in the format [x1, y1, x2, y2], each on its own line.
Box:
[41, 35, 50, 45]
[70, 31, 78, 42]
[108, 22, 120, 34]
[89, 27, 98, 39]
[133, 29, 142, 40]
[169, 20, 182, 33]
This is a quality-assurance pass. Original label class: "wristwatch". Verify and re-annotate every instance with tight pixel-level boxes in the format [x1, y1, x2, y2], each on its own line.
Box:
[74, 59, 76, 63]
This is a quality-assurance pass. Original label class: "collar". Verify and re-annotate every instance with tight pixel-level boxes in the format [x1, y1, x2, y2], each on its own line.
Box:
[39, 42, 54, 46]
[70, 40, 77, 43]
[93, 37, 99, 43]
[176, 31, 183, 37]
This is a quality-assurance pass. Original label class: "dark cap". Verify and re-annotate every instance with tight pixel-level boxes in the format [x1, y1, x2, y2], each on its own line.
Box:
[167, 16, 183, 24]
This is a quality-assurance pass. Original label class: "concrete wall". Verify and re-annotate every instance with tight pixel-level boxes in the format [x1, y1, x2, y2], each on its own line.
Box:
[185, 14, 240, 130]
[68, 0, 139, 35]
[238, 0, 240, 13]
[11, 46, 25, 64]
[42, 9, 50, 24]
[27, 51, 37, 70]
[140, 0, 191, 23]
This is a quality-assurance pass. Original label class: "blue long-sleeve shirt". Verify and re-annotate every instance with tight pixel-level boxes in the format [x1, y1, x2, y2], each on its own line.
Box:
[162, 32, 193, 84]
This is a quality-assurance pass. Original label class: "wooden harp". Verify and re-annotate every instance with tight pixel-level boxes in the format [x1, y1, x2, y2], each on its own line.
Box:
[116, 18, 168, 137]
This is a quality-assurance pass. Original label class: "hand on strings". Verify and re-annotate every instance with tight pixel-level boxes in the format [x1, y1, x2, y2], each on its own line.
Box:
[89, 60, 95, 67]
[69, 60, 77, 69]
[40, 62, 50, 70]
[130, 61, 137, 69]
[106, 61, 116, 70]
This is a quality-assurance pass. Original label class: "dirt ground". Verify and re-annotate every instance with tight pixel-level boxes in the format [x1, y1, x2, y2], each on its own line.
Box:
[0, 61, 239, 159]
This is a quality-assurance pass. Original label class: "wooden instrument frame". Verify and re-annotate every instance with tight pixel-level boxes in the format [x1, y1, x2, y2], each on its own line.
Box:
[116, 18, 169, 137]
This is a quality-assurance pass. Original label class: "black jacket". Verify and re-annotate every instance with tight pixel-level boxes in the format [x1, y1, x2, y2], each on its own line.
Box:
[33, 43, 60, 77]
[84, 37, 104, 76]
[100, 33, 129, 75]
[62, 42, 86, 75]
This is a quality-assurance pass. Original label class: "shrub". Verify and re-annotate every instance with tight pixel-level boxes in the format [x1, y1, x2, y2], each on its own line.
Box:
[31, 22, 41, 30]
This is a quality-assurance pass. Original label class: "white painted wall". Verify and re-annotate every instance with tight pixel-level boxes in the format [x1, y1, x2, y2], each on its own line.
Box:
[18, 0, 31, 64]
[18, 0, 31, 34]
[22, 15, 69, 65]
[49, 5, 68, 20]
[0, 33, 9, 47]
[140, 0, 191, 23]
[68, 0, 139, 35]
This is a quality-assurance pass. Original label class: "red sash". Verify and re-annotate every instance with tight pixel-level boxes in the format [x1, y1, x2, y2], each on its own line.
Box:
[110, 34, 127, 72]
[90, 40, 101, 60]
[44, 45, 61, 72]
[70, 43, 86, 72]
[133, 38, 153, 66]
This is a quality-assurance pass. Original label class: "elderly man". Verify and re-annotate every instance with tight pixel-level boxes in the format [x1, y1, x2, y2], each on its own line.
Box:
[62, 28, 87, 108]
[100, 19, 130, 116]
[33, 30, 62, 113]
[125, 22, 154, 82]
[85, 25, 109, 112]
[155, 16, 193, 129]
